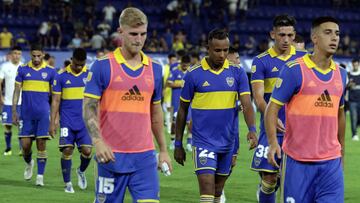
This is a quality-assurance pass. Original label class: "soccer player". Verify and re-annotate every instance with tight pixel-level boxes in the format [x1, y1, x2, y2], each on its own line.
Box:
[83, 7, 172, 202]
[163, 53, 177, 135]
[0, 46, 22, 156]
[347, 58, 360, 141]
[265, 16, 346, 203]
[13, 44, 56, 186]
[49, 48, 92, 193]
[292, 34, 306, 51]
[174, 28, 257, 203]
[167, 54, 192, 152]
[250, 14, 306, 203]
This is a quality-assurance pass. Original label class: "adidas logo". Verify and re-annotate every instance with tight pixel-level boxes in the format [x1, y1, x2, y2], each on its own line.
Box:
[307, 80, 316, 87]
[314, 89, 333, 108]
[202, 81, 210, 87]
[65, 80, 71, 84]
[121, 85, 144, 101]
[271, 67, 279, 72]
[26, 73, 31, 77]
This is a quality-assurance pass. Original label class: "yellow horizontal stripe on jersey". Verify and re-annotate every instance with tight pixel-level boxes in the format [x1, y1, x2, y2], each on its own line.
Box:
[84, 93, 101, 99]
[61, 87, 85, 100]
[22, 80, 50, 92]
[192, 91, 237, 110]
[264, 78, 277, 93]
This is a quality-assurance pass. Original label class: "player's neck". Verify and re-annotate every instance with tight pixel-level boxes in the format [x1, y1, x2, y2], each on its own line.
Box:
[120, 48, 142, 67]
[273, 46, 290, 56]
[310, 52, 333, 70]
[11, 61, 19, 66]
[206, 58, 222, 71]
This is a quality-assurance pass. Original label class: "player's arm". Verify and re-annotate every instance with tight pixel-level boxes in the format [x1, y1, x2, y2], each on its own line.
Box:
[251, 59, 267, 114]
[12, 83, 21, 125]
[49, 93, 61, 138]
[166, 80, 183, 88]
[338, 107, 345, 167]
[0, 78, 4, 105]
[264, 101, 282, 168]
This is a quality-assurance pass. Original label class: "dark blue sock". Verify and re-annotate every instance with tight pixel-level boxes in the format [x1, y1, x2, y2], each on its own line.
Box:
[5, 132, 11, 150]
[37, 151, 47, 175]
[61, 158, 72, 183]
[259, 189, 275, 203]
[79, 154, 91, 172]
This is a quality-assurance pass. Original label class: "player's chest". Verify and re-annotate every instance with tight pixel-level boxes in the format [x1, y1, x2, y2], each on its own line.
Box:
[23, 69, 51, 81]
[62, 75, 87, 88]
[4, 67, 17, 78]
[195, 72, 238, 92]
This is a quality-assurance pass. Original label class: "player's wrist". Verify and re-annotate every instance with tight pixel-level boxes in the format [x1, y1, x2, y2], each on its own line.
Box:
[248, 126, 257, 133]
[174, 140, 183, 148]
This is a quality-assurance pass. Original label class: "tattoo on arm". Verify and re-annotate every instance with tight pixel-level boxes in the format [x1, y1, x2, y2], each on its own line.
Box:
[83, 97, 101, 140]
[12, 84, 21, 111]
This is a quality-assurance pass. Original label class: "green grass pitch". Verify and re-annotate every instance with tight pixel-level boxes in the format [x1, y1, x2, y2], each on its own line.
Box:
[0, 113, 359, 202]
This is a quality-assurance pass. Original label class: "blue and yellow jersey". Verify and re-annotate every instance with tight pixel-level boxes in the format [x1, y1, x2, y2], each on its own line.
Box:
[251, 46, 306, 135]
[168, 65, 186, 111]
[180, 57, 250, 153]
[271, 54, 347, 107]
[53, 65, 88, 130]
[84, 48, 162, 104]
[15, 61, 56, 119]
[163, 63, 172, 104]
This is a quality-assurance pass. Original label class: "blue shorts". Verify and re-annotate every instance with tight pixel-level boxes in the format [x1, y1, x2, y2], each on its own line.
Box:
[2, 105, 20, 125]
[19, 117, 51, 139]
[95, 152, 159, 203]
[193, 146, 233, 176]
[281, 155, 344, 203]
[59, 126, 92, 150]
[251, 132, 283, 173]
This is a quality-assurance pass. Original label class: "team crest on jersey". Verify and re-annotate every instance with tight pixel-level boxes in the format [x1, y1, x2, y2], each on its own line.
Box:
[275, 78, 283, 88]
[97, 193, 106, 203]
[226, 77, 234, 87]
[199, 156, 207, 165]
[41, 72, 48, 79]
[254, 157, 261, 166]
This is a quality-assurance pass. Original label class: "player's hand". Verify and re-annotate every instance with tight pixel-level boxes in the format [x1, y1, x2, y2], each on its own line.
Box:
[231, 155, 237, 168]
[49, 122, 56, 138]
[268, 143, 281, 168]
[94, 139, 115, 163]
[174, 147, 186, 166]
[247, 131, 258, 150]
[276, 118, 285, 133]
[12, 111, 19, 126]
[158, 150, 173, 172]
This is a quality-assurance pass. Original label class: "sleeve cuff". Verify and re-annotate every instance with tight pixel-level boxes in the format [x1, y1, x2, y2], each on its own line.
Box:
[180, 96, 191, 102]
[340, 105, 345, 109]
[239, 91, 251, 96]
[250, 80, 264, 84]
[152, 100, 161, 104]
[15, 81, 22, 85]
[84, 93, 101, 99]
[52, 91, 61, 95]
[270, 97, 285, 106]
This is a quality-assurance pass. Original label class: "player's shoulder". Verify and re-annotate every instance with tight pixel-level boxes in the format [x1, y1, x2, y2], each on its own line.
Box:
[285, 59, 301, 69]
[295, 50, 308, 56]
[188, 63, 202, 73]
[97, 54, 109, 61]
[229, 62, 241, 69]
[338, 64, 348, 76]
[255, 50, 270, 59]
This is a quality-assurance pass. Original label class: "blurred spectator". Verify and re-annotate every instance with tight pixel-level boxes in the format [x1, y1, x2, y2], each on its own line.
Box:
[110, 31, 122, 48]
[228, 0, 238, 17]
[48, 22, 62, 50]
[96, 49, 105, 59]
[0, 27, 13, 49]
[30, 0, 42, 17]
[73, 18, 84, 33]
[62, 1, 72, 22]
[102, 2, 116, 26]
[84, 0, 95, 22]
[67, 32, 82, 48]
[15, 32, 29, 49]
[190, 0, 202, 17]
[293, 34, 305, 51]
[2, 0, 14, 18]
[190, 52, 201, 65]
[97, 20, 111, 39]
[172, 31, 185, 52]
[347, 58, 360, 141]
[38, 21, 49, 48]
[244, 36, 256, 54]
[257, 39, 269, 53]
[44, 53, 55, 67]
[232, 34, 241, 51]
[18, 0, 32, 18]
[239, 0, 248, 21]
[90, 30, 106, 50]
[163, 28, 174, 51]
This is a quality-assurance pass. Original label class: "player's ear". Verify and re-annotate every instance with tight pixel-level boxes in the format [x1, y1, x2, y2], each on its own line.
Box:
[117, 27, 123, 34]
[270, 30, 275, 40]
[310, 29, 317, 44]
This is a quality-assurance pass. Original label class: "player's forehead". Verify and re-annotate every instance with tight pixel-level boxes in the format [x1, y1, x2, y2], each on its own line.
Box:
[122, 24, 147, 33]
[31, 50, 43, 56]
[209, 38, 230, 49]
[12, 50, 22, 55]
[274, 26, 295, 34]
[319, 22, 339, 31]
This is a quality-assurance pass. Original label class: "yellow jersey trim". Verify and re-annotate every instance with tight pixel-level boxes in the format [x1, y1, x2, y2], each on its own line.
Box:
[28, 61, 48, 70]
[251, 80, 264, 84]
[152, 100, 161, 104]
[340, 105, 344, 109]
[65, 65, 87, 77]
[200, 57, 229, 75]
[195, 167, 216, 171]
[84, 93, 101, 99]
[270, 97, 285, 106]
[239, 91, 251, 96]
[15, 81, 22, 85]
[52, 91, 61, 95]
[268, 46, 296, 61]
[22, 80, 50, 92]
[192, 91, 237, 109]
[113, 48, 149, 71]
[61, 87, 85, 100]
[180, 96, 191, 102]
[302, 54, 336, 74]
[137, 200, 159, 203]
